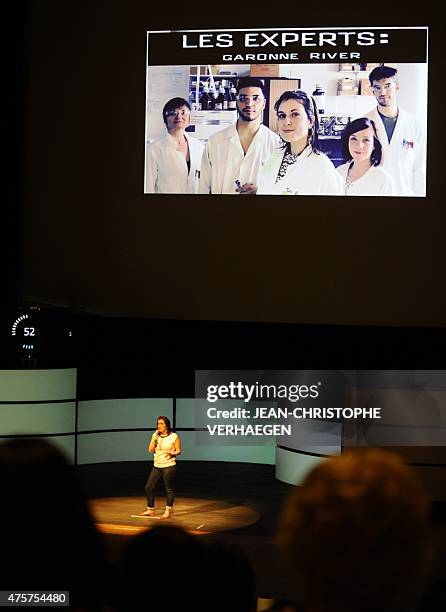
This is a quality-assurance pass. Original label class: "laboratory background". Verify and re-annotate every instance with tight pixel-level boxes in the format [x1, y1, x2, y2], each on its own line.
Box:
[146, 62, 427, 168]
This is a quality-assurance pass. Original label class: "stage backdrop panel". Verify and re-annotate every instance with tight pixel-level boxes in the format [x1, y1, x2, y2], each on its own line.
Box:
[77, 430, 151, 464]
[0, 369, 76, 402]
[78, 398, 172, 431]
[0, 403, 75, 436]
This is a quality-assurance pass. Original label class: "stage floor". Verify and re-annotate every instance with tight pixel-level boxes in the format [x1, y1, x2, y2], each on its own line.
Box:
[79, 460, 292, 533]
[89, 494, 261, 536]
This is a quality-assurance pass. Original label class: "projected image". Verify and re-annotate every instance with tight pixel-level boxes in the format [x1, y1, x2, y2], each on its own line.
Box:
[144, 28, 427, 197]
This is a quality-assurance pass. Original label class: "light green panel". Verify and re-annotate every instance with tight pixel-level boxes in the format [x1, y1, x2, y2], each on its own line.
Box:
[0, 403, 76, 435]
[275, 447, 329, 485]
[0, 369, 77, 402]
[77, 430, 153, 464]
[78, 398, 172, 431]
[178, 430, 275, 464]
[175, 398, 195, 428]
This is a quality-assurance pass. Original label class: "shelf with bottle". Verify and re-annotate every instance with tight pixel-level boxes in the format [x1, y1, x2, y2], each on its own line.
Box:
[337, 74, 374, 96]
[189, 67, 238, 111]
[189, 75, 239, 112]
[338, 62, 378, 72]
[337, 63, 398, 96]
[338, 62, 396, 73]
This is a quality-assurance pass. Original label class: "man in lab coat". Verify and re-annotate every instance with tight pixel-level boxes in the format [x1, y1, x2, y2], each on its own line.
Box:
[199, 77, 281, 194]
[365, 65, 426, 197]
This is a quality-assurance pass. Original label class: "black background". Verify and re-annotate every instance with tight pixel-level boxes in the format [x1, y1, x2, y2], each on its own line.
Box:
[2, 3, 444, 394]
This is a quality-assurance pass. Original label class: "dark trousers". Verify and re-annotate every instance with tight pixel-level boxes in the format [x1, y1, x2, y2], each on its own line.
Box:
[145, 465, 176, 507]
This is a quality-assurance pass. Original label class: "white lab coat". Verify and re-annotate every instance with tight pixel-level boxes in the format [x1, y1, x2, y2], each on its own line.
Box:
[337, 163, 397, 196]
[365, 107, 426, 197]
[257, 147, 343, 196]
[145, 132, 204, 194]
[199, 123, 281, 194]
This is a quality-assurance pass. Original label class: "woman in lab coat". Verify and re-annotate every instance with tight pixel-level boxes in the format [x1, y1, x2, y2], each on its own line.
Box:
[337, 117, 396, 196]
[257, 90, 343, 196]
[145, 97, 204, 193]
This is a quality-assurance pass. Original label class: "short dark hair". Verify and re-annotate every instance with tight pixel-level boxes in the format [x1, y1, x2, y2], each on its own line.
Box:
[236, 77, 266, 97]
[369, 65, 398, 85]
[341, 117, 382, 166]
[274, 90, 320, 154]
[157, 415, 172, 433]
[162, 97, 191, 125]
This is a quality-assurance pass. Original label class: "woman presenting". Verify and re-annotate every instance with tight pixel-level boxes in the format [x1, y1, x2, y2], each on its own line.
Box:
[140, 416, 181, 519]
[257, 90, 342, 196]
[145, 97, 204, 193]
[337, 117, 396, 196]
